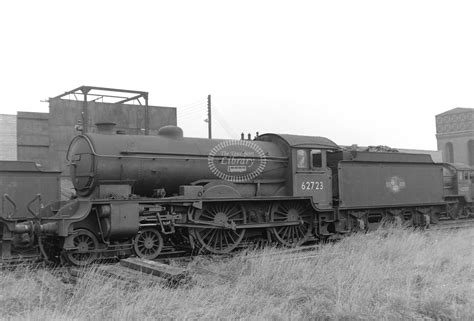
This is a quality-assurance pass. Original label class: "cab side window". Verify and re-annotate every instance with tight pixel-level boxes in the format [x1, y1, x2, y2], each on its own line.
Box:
[297, 150, 308, 169]
[311, 149, 322, 168]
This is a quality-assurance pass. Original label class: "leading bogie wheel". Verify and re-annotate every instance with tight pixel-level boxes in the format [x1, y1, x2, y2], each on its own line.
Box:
[133, 228, 164, 260]
[63, 229, 99, 266]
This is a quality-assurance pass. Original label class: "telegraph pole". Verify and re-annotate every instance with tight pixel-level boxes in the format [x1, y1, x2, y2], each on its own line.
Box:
[207, 94, 212, 138]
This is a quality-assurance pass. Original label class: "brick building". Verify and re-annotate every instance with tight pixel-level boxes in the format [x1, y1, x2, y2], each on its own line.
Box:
[435, 107, 474, 165]
[0, 114, 17, 160]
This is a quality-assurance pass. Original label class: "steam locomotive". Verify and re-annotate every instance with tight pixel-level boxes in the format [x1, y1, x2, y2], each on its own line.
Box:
[2, 126, 474, 265]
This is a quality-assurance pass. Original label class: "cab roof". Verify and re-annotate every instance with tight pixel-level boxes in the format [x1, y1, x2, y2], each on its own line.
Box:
[257, 133, 340, 149]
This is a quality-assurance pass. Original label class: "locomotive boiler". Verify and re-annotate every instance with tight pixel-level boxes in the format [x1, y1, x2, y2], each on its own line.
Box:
[10, 125, 474, 266]
[67, 126, 287, 198]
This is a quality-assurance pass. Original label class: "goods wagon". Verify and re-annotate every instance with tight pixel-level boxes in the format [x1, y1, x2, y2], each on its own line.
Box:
[0, 161, 60, 258]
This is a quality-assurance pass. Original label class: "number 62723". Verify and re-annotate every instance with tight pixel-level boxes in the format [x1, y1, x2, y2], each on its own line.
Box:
[301, 181, 324, 190]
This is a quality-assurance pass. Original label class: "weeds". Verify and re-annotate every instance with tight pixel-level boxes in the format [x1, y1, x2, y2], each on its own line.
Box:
[0, 228, 472, 320]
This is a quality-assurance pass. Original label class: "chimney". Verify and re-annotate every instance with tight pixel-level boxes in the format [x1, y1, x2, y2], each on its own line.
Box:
[95, 122, 116, 135]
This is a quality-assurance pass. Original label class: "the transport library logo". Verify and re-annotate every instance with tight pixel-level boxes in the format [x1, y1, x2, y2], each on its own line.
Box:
[208, 140, 267, 183]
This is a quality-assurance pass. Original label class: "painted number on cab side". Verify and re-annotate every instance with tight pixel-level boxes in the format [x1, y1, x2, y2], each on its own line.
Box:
[301, 181, 324, 191]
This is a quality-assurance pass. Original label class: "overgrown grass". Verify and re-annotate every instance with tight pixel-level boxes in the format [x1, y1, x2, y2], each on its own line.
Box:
[1, 228, 473, 320]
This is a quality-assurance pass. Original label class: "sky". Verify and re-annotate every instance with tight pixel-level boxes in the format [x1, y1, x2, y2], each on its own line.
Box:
[1, 0, 473, 150]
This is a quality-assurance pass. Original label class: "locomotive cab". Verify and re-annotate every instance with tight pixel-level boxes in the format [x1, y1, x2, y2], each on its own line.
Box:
[292, 148, 334, 209]
[256, 134, 340, 210]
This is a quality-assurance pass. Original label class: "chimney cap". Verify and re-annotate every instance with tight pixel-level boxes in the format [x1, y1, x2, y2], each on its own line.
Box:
[95, 122, 117, 135]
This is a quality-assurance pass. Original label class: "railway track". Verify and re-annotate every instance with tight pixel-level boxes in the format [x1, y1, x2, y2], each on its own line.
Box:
[1, 217, 473, 272]
[0, 219, 472, 291]
[432, 218, 474, 230]
[0, 255, 43, 270]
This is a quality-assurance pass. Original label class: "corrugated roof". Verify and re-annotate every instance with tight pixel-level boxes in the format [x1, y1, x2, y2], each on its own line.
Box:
[436, 107, 473, 116]
[0, 161, 43, 172]
[445, 163, 473, 171]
